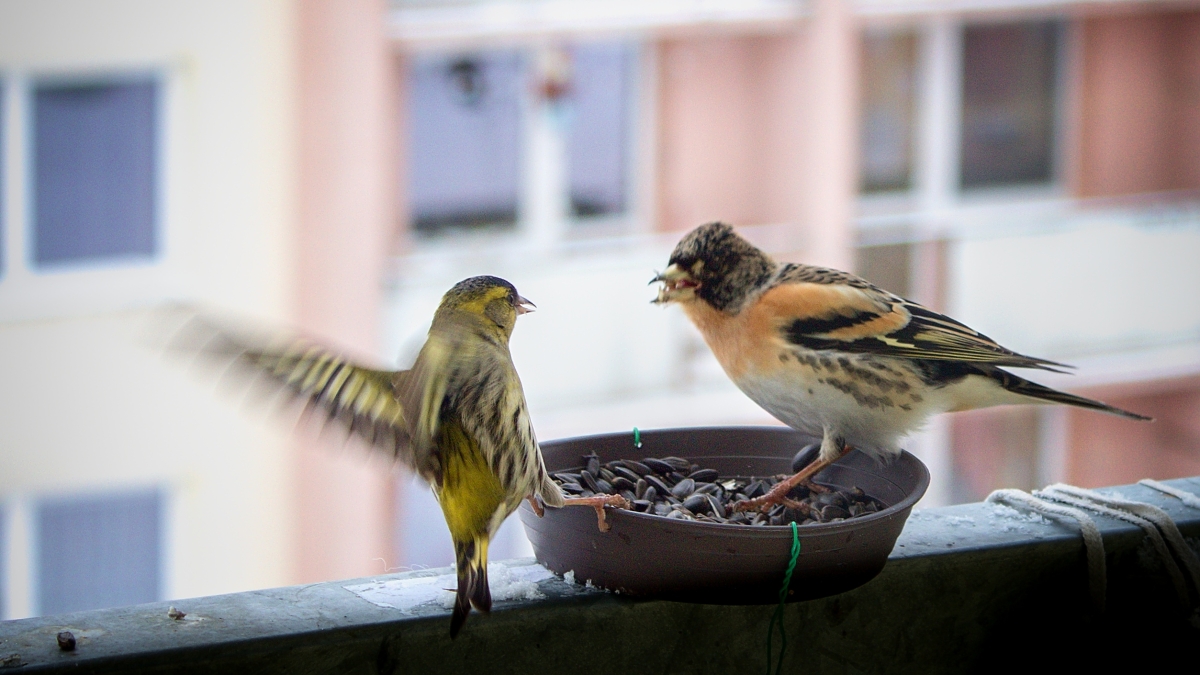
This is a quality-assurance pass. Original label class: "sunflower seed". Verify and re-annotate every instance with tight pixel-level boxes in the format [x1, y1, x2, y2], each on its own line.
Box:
[643, 458, 674, 475]
[662, 456, 691, 471]
[644, 475, 671, 495]
[744, 480, 766, 499]
[621, 460, 652, 476]
[671, 478, 695, 499]
[822, 505, 850, 521]
[611, 476, 636, 492]
[706, 494, 726, 518]
[682, 494, 709, 514]
[611, 466, 642, 483]
[791, 443, 821, 472]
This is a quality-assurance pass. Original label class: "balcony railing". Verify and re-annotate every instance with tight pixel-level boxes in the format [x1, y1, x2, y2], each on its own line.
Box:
[2, 476, 1197, 673]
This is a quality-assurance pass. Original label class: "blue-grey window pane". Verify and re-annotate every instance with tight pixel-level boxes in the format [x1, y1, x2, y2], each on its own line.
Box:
[409, 51, 522, 233]
[36, 490, 160, 615]
[33, 80, 157, 265]
[568, 43, 632, 218]
[960, 22, 1059, 189]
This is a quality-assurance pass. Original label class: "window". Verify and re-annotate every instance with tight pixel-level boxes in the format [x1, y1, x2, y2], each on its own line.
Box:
[567, 42, 634, 217]
[960, 21, 1060, 189]
[33, 79, 158, 266]
[859, 31, 918, 193]
[36, 490, 161, 615]
[409, 51, 523, 234]
[407, 42, 639, 238]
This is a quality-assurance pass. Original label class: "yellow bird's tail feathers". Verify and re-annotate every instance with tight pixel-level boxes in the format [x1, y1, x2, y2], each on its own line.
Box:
[450, 536, 491, 639]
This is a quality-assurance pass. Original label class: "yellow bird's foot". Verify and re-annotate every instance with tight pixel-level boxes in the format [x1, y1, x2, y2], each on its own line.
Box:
[561, 494, 631, 532]
[527, 494, 545, 518]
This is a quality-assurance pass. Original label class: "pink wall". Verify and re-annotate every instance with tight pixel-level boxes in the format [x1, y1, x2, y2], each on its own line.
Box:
[1065, 377, 1200, 488]
[1077, 10, 1200, 197]
[294, 0, 400, 583]
[950, 407, 1039, 502]
[655, 0, 857, 270]
[656, 35, 776, 232]
[1173, 13, 1200, 190]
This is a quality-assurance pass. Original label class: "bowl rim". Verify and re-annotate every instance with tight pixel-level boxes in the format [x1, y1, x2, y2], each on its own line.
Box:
[538, 425, 932, 534]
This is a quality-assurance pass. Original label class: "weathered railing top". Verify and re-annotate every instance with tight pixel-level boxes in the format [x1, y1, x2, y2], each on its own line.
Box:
[2, 477, 1198, 674]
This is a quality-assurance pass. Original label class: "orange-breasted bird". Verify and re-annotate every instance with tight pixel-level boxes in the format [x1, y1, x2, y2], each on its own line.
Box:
[652, 223, 1151, 511]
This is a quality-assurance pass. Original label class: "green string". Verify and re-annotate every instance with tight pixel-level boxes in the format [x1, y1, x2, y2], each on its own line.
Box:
[633, 427, 642, 449]
[766, 521, 801, 675]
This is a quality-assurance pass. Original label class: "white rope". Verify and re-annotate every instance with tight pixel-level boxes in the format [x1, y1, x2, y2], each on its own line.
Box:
[987, 481, 1200, 615]
[1039, 484, 1194, 608]
[986, 488, 1106, 612]
[1139, 479, 1200, 509]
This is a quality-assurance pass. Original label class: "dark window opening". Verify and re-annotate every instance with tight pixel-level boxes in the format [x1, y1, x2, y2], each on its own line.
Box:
[960, 22, 1060, 189]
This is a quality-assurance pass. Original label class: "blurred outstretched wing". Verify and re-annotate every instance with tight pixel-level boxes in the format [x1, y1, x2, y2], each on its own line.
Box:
[174, 313, 417, 465]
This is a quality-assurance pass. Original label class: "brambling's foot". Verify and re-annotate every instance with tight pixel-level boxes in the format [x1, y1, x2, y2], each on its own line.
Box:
[733, 446, 850, 513]
[734, 477, 825, 513]
[561, 494, 631, 532]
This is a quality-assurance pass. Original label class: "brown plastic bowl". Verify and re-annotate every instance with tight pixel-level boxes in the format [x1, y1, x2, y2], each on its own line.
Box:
[519, 426, 929, 604]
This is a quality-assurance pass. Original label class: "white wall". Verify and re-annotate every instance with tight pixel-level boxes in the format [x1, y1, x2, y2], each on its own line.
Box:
[948, 210, 1200, 366]
[0, 0, 299, 615]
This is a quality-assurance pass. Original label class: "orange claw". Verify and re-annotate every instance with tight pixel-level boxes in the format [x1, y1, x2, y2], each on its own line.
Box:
[561, 494, 631, 532]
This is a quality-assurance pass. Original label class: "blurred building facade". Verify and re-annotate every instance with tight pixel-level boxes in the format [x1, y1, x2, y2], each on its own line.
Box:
[1, 0, 1198, 614]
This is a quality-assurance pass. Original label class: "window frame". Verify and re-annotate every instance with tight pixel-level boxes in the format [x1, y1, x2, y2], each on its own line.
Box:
[0, 67, 181, 323]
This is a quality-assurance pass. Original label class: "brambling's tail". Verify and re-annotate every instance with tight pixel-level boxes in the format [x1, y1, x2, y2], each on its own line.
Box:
[991, 369, 1153, 421]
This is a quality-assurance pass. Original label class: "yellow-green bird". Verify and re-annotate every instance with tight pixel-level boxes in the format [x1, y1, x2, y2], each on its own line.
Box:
[183, 276, 626, 636]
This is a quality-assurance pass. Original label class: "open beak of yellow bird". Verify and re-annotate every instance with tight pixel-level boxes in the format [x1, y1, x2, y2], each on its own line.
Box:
[516, 296, 536, 315]
[650, 264, 699, 304]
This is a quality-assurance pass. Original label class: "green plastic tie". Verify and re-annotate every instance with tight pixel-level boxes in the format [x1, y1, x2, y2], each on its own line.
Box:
[633, 427, 642, 449]
[766, 521, 800, 675]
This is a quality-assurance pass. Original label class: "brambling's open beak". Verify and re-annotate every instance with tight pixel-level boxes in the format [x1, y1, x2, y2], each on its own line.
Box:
[516, 296, 536, 315]
[650, 264, 699, 304]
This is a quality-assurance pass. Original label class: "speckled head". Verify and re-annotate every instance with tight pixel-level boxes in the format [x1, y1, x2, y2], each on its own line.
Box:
[439, 275, 535, 336]
[654, 222, 776, 313]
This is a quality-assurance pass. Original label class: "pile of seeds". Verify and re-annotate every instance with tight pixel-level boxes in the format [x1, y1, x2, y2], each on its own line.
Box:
[552, 453, 885, 526]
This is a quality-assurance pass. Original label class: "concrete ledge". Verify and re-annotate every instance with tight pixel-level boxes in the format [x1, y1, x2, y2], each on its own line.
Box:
[2, 478, 1199, 674]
